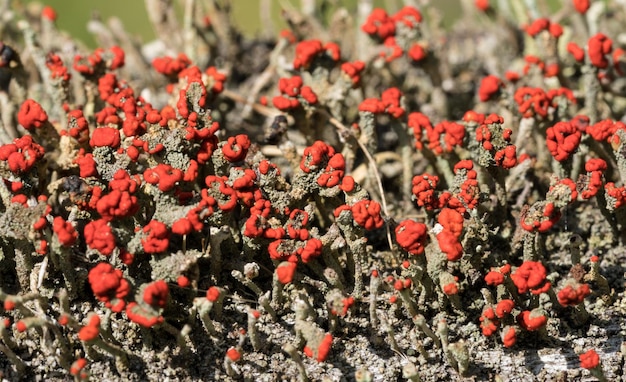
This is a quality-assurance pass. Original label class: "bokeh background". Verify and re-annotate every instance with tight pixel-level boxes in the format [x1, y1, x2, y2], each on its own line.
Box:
[23, 0, 463, 47]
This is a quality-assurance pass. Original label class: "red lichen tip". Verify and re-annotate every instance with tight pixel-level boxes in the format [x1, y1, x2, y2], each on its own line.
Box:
[579, 349, 600, 369]
[475, 0, 490, 11]
[41, 6, 57, 21]
[395, 219, 428, 256]
[222, 134, 251, 162]
[303, 333, 333, 362]
[226, 347, 241, 362]
[511, 261, 549, 294]
[141, 220, 170, 254]
[18, 99, 48, 130]
[206, 286, 221, 302]
[517, 309, 547, 331]
[478, 75, 502, 102]
[16, 320, 28, 333]
[70, 358, 88, 377]
[276, 261, 297, 284]
[52, 216, 78, 247]
[143, 280, 169, 309]
[495, 299, 515, 318]
[351, 199, 384, 230]
[572, 0, 590, 14]
[502, 326, 517, 348]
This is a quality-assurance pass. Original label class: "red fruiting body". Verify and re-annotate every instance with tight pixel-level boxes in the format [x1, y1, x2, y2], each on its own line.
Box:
[303, 333, 333, 362]
[442, 282, 459, 295]
[548, 178, 578, 205]
[436, 208, 464, 261]
[549, 23, 563, 38]
[442, 160, 480, 213]
[495, 299, 515, 318]
[351, 199, 384, 230]
[84, 219, 116, 255]
[484, 270, 505, 286]
[479, 307, 499, 336]
[579, 349, 600, 369]
[514, 87, 550, 118]
[526, 18, 550, 37]
[478, 75, 502, 102]
[613, 48, 626, 74]
[87, 263, 129, 312]
[392, 6, 422, 27]
[298, 238, 323, 263]
[143, 280, 169, 309]
[586, 119, 623, 142]
[18, 99, 48, 130]
[408, 112, 430, 149]
[605, 182, 626, 209]
[74, 46, 125, 75]
[438, 208, 464, 236]
[152, 53, 191, 77]
[573, 0, 590, 14]
[222, 134, 251, 162]
[287, 209, 310, 240]
[427, 121, 466, 155]
[16, 320, 29, 333]
[395, 219, 428, 255]
[557, 283, 591, 306]
[70, 358, 88, 377]
[172, 218, 194, 235]
[52, 217, 78, 246]
[317, 152, 345, 188]
[4, 299, 15, 311]
[177, 275, 190, 288]
[502, 326, 517, 347]
[202, 175, 238, 214]
[144, 164, 184, 192]
[76, 151, 98, 177]
[520, 202, 561, 233]
[411, 173, 439, 209]
[511, 261, 550, 294]
[206, 286, 221, 302]
[273, 76, 318, 110]
[205, 67, 227, 94]
[41, 5, 57, 21]
[359, 98, 384, 114]
[0, 135, 45, 173]
[341, 61, 365, 86]
[361, 9, 396, 41]
[567, 42, 585, 62]
[46, 53, 70, 82]
[517, 309, 547, 331]
[65, 109, 89, 142]
[126, 302, 164, 328]
[580, 158, 607, 199]
[293, 40, 323, 70]
[226, 347, 241, 362]
[89, 127, 121, 148]
[408, 43, 427, 62]
[475, 0, 490, 11]
[94, 170, 140, 221]
[588, 33, 612, 69]
[546, 121, 582, 161]
[141, 220, 170, 254]
[276, 261, 297, 284]
[78, 315, 101, 342]
[436, 230, 464, 261]
[381, 88, 405, 118]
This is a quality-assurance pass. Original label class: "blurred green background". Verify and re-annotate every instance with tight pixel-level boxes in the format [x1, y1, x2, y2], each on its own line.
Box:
[23, 0, 461, 47]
